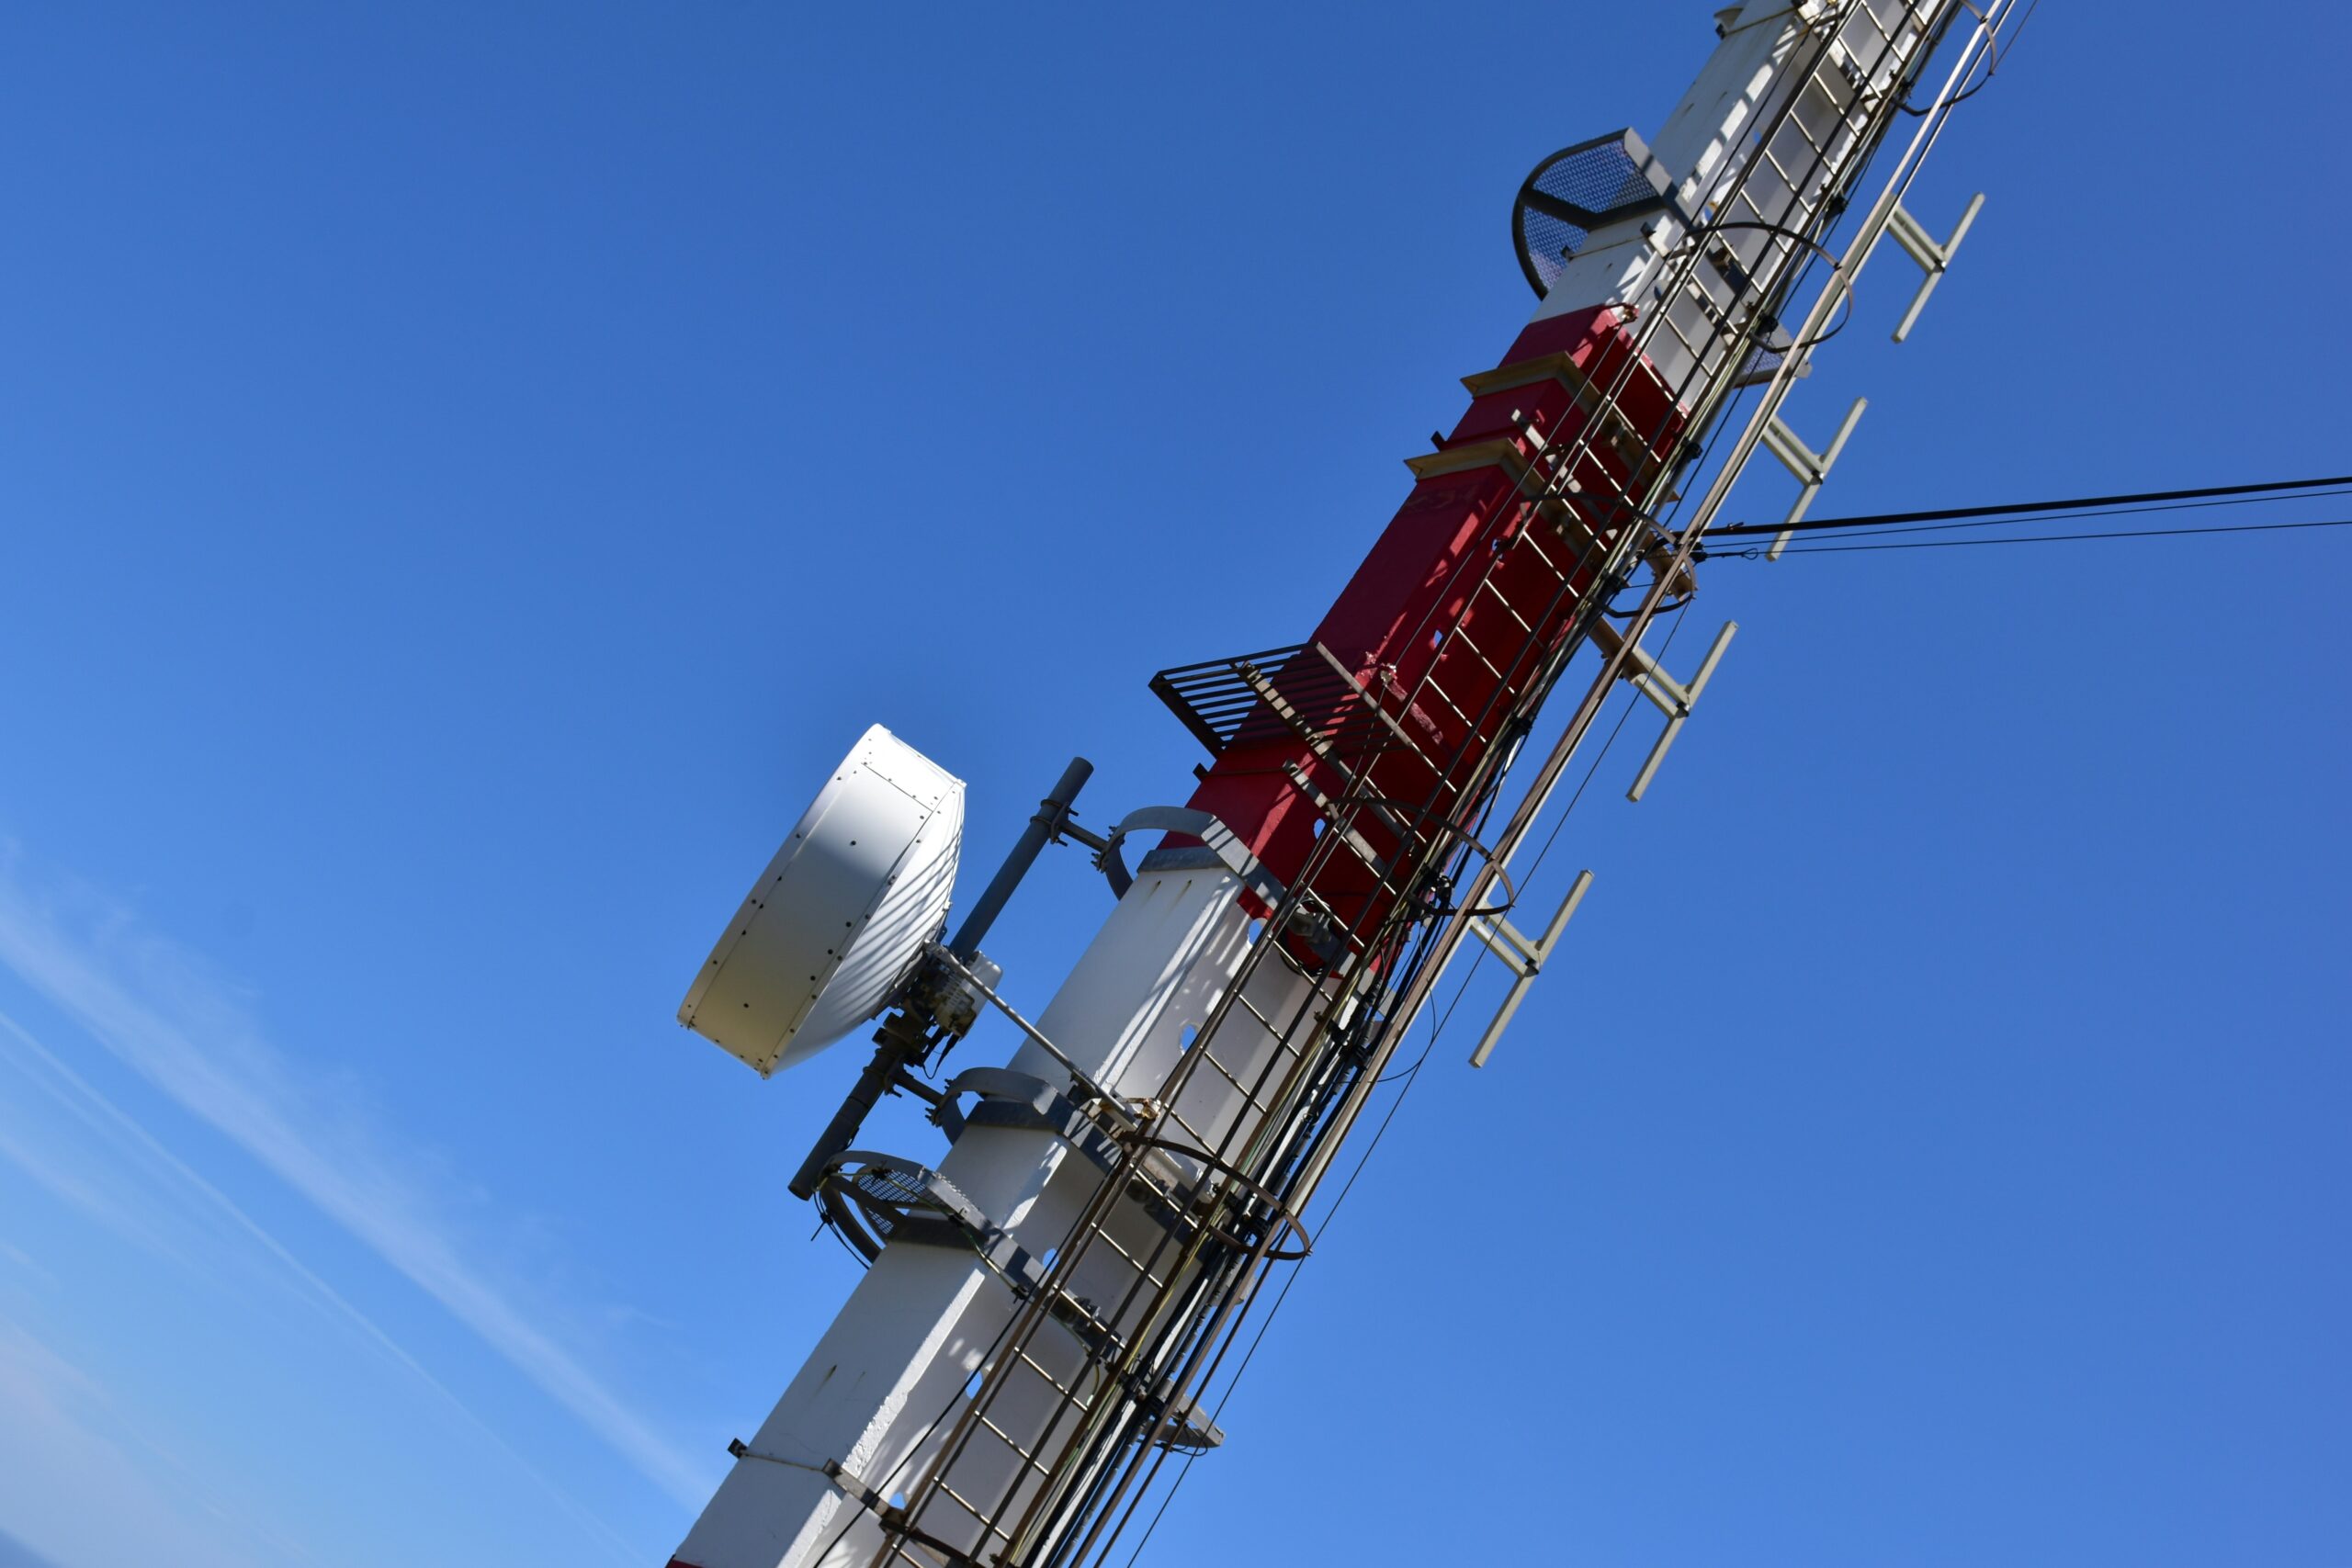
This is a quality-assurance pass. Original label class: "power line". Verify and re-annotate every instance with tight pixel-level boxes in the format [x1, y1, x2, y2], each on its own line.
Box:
[1702, 473, 2352, 539]
[1698, 515, 2352, 559]
[1733, 486, 2352, 548]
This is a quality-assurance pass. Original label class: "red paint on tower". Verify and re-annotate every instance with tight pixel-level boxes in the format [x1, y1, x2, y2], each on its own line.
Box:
[1182, 303, 1685, 941]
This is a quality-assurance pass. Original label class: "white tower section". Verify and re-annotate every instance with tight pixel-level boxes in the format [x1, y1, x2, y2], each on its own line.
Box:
[673, 860, 1317, 1568]
[1539, 0, 1928, 395]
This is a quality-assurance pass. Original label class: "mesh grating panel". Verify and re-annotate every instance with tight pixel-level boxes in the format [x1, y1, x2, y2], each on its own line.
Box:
[1513, 129, 1675, 297]
[1148, 642, 1428, 767]
[1518, 205, 1589, 297]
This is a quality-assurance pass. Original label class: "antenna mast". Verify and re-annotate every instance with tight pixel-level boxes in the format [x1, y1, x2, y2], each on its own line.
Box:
[665, 4, 2018, 1563]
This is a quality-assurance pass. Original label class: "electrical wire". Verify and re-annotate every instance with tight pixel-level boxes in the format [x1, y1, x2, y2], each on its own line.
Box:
[1686, 473, 2352, 560]
[1702, 515, 2352, 558]
[1724, 485, 2352, 548]
[1701, 472, 2352, 539]
[1935, 0, 2041, 107]
[1778, 486, 2352, 549]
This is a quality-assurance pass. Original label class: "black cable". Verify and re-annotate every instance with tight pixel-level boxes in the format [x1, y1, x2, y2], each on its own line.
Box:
[1114, 640, 1669, 1566]
[1701, 515, 2352, 559]
[1702, 473, 2352, 539]
[1772, 486, 2352, 545]
[1941, 0, 2041, 107]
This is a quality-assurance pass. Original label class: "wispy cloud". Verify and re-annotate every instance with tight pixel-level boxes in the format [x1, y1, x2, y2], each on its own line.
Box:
[0, 1010, 643, 1564]
[0, 1236, 56, 1292]
[0, 1315, 277, 1568]
[0, 1525, 72, 1568]
[0, 854, 711, 1512]
[0, 1115, 183, 1263]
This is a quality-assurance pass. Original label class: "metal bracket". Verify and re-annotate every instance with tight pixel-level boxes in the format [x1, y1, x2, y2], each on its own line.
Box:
[939, 1066, 1121, 1171]
[1096, 805, 1342, 961]
[819, 1150, 1125, 1349]
[1879, 193, 1984, 343]
[721, 1441, 979, 1562]
[1467, 868, 1593, 1068]
[1587, 618, 1738, 802]
[936, 1066, 1206, 1247]
[928, 945, 1125, 1111]
[725, 1441, 884, 1506]
[1758, 397, 1867, 559]
[1099, 807, 1278, 904]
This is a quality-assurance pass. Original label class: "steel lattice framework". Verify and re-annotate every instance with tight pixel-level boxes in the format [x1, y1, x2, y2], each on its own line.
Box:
[663, 7, 2025, 1567]
[843, 6, 2025, 1563]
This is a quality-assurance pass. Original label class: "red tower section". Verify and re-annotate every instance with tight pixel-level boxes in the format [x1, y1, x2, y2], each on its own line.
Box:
[1182, 303, 1686, 942]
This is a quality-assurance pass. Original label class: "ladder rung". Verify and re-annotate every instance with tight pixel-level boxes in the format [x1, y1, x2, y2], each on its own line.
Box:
[1465, 583, 1540, 651]
[935, 1481, 1015, 1543]
[1445, 623, 1509, 686]
[1415, 673, 1475, 733]
[1193, 1048, 1273, 1116]
[1227, 987, 1306, 1054]
[1230, 988, 1283, 1033]
[1094, 1228, 1171, 1291]
[1012, 1347, 1090, 1405]
[1163, 1101, 1216, 1154]
[1507, 510, 1577, 579]
[1785, 98, 1833, 158]
[1281, 762, 1398, 884]
[1412, 678, 1501, 760]
[974, 1412, 1053, 1476]
[1306, 643, 1443, 774]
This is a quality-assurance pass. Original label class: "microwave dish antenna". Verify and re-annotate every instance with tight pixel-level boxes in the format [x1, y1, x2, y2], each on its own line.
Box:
[677, 724, 964, 1077]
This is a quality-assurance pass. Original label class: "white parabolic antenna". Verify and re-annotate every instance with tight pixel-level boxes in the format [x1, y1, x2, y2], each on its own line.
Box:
[679, 724, 964, 1077]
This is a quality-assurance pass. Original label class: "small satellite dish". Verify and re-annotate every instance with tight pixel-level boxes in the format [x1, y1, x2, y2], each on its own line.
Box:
[679, 725, 964, 1077]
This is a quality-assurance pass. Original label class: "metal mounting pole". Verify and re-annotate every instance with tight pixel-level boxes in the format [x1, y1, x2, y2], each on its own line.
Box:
[788, 1010, 928, 1201]
[948, 757, 1095, 958]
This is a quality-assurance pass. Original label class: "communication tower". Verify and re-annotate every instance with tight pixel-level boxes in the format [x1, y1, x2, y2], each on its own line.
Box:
[663, 4, 2015, 1562]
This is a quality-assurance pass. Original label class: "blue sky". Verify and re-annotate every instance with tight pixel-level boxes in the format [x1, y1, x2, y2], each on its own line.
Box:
[3, 4, 2347, 1565]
